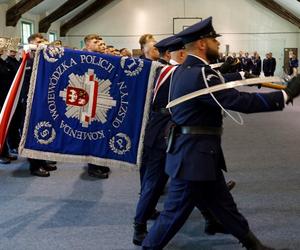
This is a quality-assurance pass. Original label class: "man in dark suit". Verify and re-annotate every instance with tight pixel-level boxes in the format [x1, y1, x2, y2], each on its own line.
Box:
[142, 16, 300, 250]
[269, 52, 276, 76]
[0, 48, 17, 164]
[263, 52, 276, 77]
[251, 53, 262, 76]
[5, 49, 22, 153]
[241, 52, 253, 72]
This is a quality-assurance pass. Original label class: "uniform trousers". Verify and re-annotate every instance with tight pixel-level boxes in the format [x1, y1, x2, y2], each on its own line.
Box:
[142, 167, 249, 249]
[135, 146, 169, 224]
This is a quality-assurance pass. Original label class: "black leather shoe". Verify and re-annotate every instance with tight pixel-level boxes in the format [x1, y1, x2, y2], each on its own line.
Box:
[204, 220, 228, 235]
[6, 154, 17, 161]
[88, 169, 109, 179]
[0, 156, 11, 164]
[30, 167, 50, 177]
[43, 164, 57, 171]
[46, 160, 56, 165]
[240, 231, 290, 250]
[149, 209, 160, 220]
[133, 222, 147, 246]
[98, 165, 110, 173]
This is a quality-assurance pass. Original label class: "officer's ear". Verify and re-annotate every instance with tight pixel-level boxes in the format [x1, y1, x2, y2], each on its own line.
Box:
[196, 39, 207, 50]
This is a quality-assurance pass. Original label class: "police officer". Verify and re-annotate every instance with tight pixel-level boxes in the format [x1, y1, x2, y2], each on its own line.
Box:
[142, 17, 300, 250]
[289, 53, 298, 76]
[138, 36, 173, 187]
[263, 53, 276, 77]
[241, 52, 253, 72]
[133, 36, 184, 246]
[154, 37, 173, 65]
[134, 36, 238, 246]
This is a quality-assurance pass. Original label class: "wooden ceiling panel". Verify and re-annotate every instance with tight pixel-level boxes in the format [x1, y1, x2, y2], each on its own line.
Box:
[6, 0, 45, 26]
[39, 0, 88, 33]
[256, 0, 300, 28]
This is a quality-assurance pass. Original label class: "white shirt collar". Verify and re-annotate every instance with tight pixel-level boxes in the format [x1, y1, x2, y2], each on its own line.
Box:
[169, 59, 179, 65]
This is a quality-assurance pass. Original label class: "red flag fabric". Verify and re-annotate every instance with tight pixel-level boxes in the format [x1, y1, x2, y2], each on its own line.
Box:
[0, 52, 29, 153]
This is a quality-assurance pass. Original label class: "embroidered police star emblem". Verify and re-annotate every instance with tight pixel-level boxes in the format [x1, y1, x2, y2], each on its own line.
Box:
[59, 69, 117, 128]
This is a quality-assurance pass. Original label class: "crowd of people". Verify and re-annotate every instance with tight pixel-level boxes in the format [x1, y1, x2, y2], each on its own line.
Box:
[217, 51, 276, 77]
[0, 21, 300, 250]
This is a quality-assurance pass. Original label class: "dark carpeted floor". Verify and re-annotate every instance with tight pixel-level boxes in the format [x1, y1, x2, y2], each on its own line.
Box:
[0, 87, 299, 250]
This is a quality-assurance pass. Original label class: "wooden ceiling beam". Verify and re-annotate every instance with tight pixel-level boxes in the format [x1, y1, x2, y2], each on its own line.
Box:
[6, 0, 44, 27]
[39, 0, 88, 33]
[60, 0, 115, 36]
[255, 0, 300, 28]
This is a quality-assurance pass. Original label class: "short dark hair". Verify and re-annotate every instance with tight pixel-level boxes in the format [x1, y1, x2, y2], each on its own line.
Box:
[27, 33, 44, 44]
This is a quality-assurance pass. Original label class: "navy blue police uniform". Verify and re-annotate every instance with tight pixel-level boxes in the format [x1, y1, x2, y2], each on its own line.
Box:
[241, 56, 253, 72]
[135, 36, 245, 246]
[137, 36, 173, 186]
[251, 57, 262, 76]
[134, 37, 183, 244]
[263, 56, 276, 77]
[142, 17, 287, 250]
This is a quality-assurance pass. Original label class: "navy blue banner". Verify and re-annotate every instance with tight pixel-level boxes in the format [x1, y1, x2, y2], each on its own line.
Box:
[19, 46, 157, 168]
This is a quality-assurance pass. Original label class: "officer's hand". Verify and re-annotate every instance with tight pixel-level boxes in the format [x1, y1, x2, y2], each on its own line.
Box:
[244, 71, 257, 79]
[219, 57, 235, 74]
[244, 71, 261, 88]
[284, 75, 300, 103]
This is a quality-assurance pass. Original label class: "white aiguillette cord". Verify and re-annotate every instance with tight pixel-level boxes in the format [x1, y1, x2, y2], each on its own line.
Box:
[166, 76, 283, 109]
[202, 68, 244, 125]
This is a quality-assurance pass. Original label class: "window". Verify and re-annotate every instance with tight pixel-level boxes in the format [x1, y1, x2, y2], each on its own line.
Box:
[49, 32, 57, 43]
[21, 21, 33, 44]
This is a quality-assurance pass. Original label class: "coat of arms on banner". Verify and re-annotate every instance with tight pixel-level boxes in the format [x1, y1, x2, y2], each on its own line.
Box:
[19, 47, 157, 168]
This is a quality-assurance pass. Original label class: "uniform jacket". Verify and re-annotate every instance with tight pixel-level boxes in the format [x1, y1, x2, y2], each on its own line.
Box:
[241, 57, 253, 72]
[143, 60, 244, 150]
[5, 56, 21, 87]
[143, 65, 172, 150]
[19, 57, 34, 104]
[251, 58, 261, 76]
[0, 58, 12, 105]
[263, 58, 276, 76]
[166, 55, 284, 181]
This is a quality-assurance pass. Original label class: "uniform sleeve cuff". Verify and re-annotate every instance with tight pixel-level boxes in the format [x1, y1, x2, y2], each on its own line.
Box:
[281, 90, 288, 104]
[239, 71, 245, 79]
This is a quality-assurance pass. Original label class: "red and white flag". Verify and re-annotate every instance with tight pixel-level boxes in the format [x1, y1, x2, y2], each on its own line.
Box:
[0, 52, 29, 152]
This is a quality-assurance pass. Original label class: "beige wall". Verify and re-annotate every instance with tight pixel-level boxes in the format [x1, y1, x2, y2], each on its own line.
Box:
[1, 0, 299, 74]
[65, 0, 299, 75]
